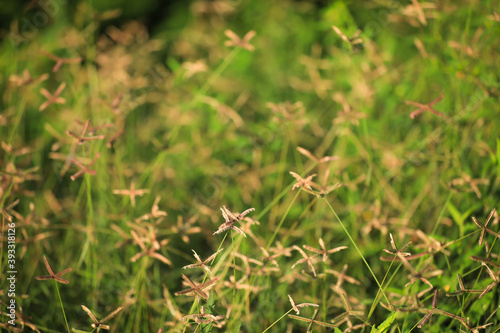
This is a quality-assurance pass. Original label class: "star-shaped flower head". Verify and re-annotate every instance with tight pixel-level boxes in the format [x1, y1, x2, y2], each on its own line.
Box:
[224, 30, 256, 51]
[213, 206, 255, 238]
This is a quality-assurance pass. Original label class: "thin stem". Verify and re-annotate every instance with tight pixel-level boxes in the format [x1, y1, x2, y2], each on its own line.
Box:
[366, 259, 402, 326]
[196, 48, 240, 102]
[431, 191, 452, 236]
[133, 256, 149, 333]
[207, 232, 229, 281]
[265, 190, 301, 250]
[269, 128, 290, 229]
[54, 281, 71, 333]
[182, 233, 229, 333]
[254, 164, 316, 223]
[228, 190, 302, 326]
[360, 116, 373, 185]
[8, 96, 27, 145]
[262, 308, 294, 333]
[170, 48, 240, 144]
[232, 231, 236, 298]
[323, 199, 393, 312]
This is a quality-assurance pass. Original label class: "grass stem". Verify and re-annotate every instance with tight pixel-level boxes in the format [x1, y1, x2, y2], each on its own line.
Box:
[55, 281, 71, 333]
[323, 198, 393, 312]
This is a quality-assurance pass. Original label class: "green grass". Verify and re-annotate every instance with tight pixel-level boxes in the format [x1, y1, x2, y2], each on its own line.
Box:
[1, 0, 500, 332]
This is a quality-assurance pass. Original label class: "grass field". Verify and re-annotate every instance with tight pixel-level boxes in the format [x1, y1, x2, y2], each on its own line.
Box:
[1, 0, 500, 332]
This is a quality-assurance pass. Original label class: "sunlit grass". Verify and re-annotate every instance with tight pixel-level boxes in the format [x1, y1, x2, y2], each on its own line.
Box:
[1, 1, 499, 332]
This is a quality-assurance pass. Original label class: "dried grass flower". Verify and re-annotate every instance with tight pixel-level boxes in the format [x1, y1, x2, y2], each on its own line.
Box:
[213, 206, 255, 238]
[35, 256, 72, 284]
[224, 30, 256, 51]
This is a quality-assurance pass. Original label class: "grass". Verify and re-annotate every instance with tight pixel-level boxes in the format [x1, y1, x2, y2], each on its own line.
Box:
[1, 0, 500, 332]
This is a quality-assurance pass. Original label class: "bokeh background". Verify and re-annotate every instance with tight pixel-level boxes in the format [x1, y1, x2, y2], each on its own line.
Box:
[1, 0, 499, 332]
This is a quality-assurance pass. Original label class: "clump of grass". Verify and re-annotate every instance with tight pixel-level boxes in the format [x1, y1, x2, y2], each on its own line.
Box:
[1, 0, 499, 332]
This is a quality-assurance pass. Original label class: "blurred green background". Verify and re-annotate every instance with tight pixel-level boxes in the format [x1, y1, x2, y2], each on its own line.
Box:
[1, 0, 500, 332]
